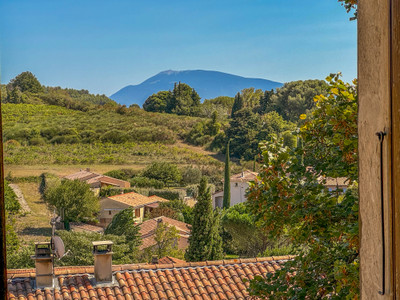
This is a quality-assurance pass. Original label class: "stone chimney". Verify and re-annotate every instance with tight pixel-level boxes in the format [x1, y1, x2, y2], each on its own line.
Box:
[31, 242, 53, 288]
[92, 241, 113, 282]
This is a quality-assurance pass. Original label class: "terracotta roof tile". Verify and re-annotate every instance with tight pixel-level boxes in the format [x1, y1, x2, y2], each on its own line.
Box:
[108, 192, 168, 209]
[8, 256, 294, 299]
[229, 170, 258, 182]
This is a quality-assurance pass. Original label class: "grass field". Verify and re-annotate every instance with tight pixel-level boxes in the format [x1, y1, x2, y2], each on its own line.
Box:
[13, 182, 52, 245]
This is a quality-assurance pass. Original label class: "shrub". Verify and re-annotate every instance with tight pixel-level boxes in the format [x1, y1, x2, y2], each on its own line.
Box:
[181, 166, 202, 185]
[142, 162, 182, 185]
[130, 177, 164, 189]
[100, 129, 129, 144]
[103, 168, 138, 180]
[148, 189, 184, 200]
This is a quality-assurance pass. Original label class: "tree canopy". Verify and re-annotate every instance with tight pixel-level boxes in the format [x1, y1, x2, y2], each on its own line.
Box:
[8, 71, 43, 93]
[44, 179, 100, 222]
[247, 74, 359, 299]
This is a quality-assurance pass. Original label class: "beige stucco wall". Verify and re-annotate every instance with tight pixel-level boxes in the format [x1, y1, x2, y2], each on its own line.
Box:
[230, 181, 249, 206]
[359, 0, 392, 298]
[99, 198, 131, 228]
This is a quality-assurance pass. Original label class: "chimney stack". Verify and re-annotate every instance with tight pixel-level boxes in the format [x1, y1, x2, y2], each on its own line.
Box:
[92, 241, 113, 282]
[31, 242, 53, 288]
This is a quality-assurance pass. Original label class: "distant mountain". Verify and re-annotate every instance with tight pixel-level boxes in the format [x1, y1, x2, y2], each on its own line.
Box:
[110, 70, 283, 107]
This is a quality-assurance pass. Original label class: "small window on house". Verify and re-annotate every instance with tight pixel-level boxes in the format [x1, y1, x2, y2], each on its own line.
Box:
[235, 183, 238, 187]
[108, 211, 111, 215]
[135, 208, 140, 218]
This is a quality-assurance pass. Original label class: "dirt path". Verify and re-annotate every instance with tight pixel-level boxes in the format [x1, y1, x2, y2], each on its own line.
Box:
[9, 183, 31, 213]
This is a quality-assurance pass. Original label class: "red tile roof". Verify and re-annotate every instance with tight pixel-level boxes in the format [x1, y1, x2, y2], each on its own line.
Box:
[108, 192, 169, 208]
[157, 256, 186, 264]
[64, 170, 130, 188]
[7, 256, 293, 299]
[229, 170, 258, 182]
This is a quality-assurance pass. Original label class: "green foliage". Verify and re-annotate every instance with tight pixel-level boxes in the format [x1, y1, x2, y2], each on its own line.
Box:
[181, 166, 202, 185]
[185, 112, 221, 146]
[105, 208, 142, 251]
[209, 209, 224, 260]
[143, 91, 172, 113]
[185, 177, 223, 261]
[231, 92, 244, 117]
[270, 79, 329, 123]
[201, 96, 234, 118]
[227, 108, 295, 160]
[148, 189, 184, 201]
[130, 177, 165, 189]
[222, 203, 273, 257]
[4, 181, 20, 254]
[143, 162, 182, 186]
[158, 199, 194, 224]
[8, 71, 44, 93]
[7, 243, 35, 269]
[44, 179, 100, 222]
[338, 0, 357, 19]
[143, 82, 201, 116]
[99, 187, 136, 197]
[246, 75, 359, 299]
[223, 141, 230, 209]
[143, 221, 184, 261]
[5, 180, 21, 213]
[56, 231, 139, 266]
[103, 168, 138, 180]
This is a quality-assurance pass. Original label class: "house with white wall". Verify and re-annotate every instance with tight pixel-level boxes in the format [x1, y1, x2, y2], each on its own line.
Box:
[212, 170, 258, 208]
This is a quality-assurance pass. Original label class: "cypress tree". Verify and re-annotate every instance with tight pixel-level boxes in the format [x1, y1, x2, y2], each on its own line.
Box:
[185, 177, 213, 261]
[223, 141, 231, 209]
[209, 208, 224, 260]
[231, 93, 244, 118]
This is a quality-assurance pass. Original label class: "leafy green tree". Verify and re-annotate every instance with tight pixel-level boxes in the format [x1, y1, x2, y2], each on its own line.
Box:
[247, 74, 359, 299]
[258, 89, 274, 114]
[143, 162, 182, 186]
[227, 108, 294, 160]
[231, 92, 244, 117]
[270, 79, 329, 122]
[7, 87, 23, 104]
[209, 209, 224, 260]
[223, 141, 231, 209]
[44, 179, 100, 222]
[185, 177, 215, 261]
[9, 71, 44, 93]
[56, 231, 139, 266]
[143, 91, 172, 113]
[181, 166, 202, 185]
[151, 221, 183, 260]
[105, 208, 142, 251]
[169, 82, 201, 115]
[240, 87, 264, 108]
[222, 203, 272, 257]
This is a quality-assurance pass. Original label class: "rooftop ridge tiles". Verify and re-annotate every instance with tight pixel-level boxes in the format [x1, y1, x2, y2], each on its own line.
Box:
[7, 256, 294, 279]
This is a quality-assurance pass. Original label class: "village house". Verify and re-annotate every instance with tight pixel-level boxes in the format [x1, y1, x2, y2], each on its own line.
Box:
[212, 170, 258, 208]
[139, 216, 191, 252]
[64, 169, 130, 195]
[99, 192, 169, 227]
[213, 170, 349, 208]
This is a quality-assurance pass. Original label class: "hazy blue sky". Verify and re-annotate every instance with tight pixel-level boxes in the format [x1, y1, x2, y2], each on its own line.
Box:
[0, 0, 356, 96]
